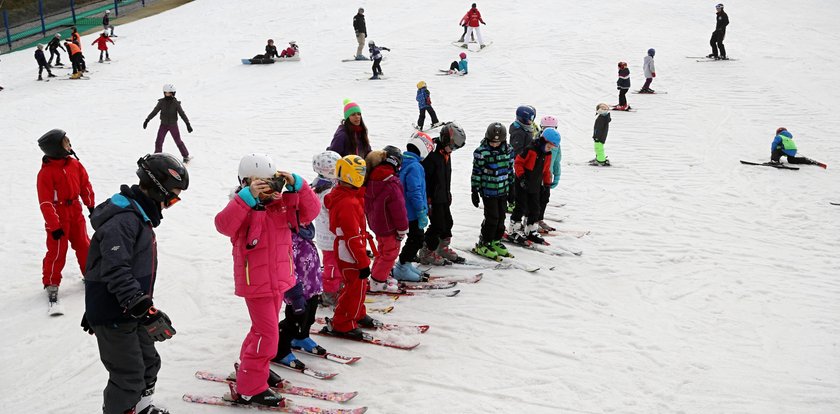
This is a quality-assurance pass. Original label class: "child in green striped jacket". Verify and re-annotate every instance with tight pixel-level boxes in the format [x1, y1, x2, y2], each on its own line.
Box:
[470, 122, 515, 260]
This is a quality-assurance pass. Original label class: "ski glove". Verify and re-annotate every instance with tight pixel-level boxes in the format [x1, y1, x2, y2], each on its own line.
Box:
[471, 191, 480, 208]
[80, 313, 94, 335]
[358, 267, 371, 280]
[652, 72, 656, 78]
[551, 178, 560, 189]
[186, 123, 193, 133]
[284, 284, 306, 315]
[141, 307, 176, 342]
[417, 210, 429, 229]
[126, 293, 154, 318]
[88, 206, 94, 216]
[51, 228, 64, 240]
[142, 119, 149, 129]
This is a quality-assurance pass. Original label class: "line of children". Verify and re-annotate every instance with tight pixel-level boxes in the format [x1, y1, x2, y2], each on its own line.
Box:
[311, 151, 343, 307]
[368, 41, 390, 80]
[590, 103, 612, 166]
[470, 122, 513, 260]
[449, 52, 468, 75]
[537, 115, 561, 233]
[214, 153, 319, 408]
[394, 132, 435, 281]
[34, 45, 56, 80]
[415, 81, 441, 131]
[640, 48, 656, 93]
[507, 128, 560, 245]
[143, 84, 194, 163]
[616, 61, 631, 110]
[91, 31, 115, 63]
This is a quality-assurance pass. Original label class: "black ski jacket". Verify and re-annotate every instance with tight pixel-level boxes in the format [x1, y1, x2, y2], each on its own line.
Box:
[593, 113, 611, 143]
[422, 147, 452, 205]
[47, 37, 65, 51]
[715, 11, 729, 32]
[353, 13, 366, 36]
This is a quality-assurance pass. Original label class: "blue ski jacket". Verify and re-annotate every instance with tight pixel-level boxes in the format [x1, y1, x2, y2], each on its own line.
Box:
[399, 151, 427, 221]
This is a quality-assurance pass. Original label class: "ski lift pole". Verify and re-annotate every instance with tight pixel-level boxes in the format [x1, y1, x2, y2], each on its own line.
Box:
[70, 0, 77, 24]
[3, 10, 11, 51]
[38, 0, 46, 36]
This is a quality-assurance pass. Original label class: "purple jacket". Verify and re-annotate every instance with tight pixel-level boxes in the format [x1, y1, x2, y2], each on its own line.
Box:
[290, 227, 323, 300]
[328, 124, 371, 158]
[364, 165, 408, 237]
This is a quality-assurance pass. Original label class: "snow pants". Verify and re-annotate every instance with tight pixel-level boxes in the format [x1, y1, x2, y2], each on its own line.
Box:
[424, 202, 453, 251]
[356, 33, 366, 57]
[321, 250, 340, 293]
[771, 149, 812, 164]
[42, 203, 89, 287]
[331, 265, 368, 332]
[710, 30, 726, 58]
[464, 26, 484, 45]
[594, 142, 607, 163]
[95, 320, 161, 414]
[538, 186, 550, 222]
[481, 196, 507, 242]
[618, 88, 628, 106]
[418, 107, 439, 130]
[48, 48, 62, 65]
[372, 58, 383, 76]
[237, 295, 283, 396]
[511, 182, 540, 227]
[371, 234, 400, 283]
[38, 64, 53, 78]
[154, 124, 189, 157]
[642, 78, 653, 90]
[398, 220, 424, 264]
[276, 296, 319, 359]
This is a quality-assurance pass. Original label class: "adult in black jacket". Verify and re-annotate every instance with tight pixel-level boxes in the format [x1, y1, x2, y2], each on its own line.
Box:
[83, 153, 188, 414]
[353, 8, 367, 59]
[46, 34, 65, 66]
[708, 3, 729, 59]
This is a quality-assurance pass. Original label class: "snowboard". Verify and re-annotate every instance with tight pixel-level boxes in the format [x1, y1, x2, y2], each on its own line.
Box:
[632, 90, 667, 94]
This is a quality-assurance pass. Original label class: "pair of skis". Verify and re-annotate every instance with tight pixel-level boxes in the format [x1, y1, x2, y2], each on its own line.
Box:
[740, 159, 828, 170]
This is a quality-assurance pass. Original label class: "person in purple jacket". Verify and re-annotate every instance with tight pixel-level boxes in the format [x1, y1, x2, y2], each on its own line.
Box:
[364, 146, 408, 294]
[327, 99, 371, 158]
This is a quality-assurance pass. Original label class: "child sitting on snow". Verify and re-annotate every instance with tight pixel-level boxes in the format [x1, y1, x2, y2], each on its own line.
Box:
[279, 41, 299, 58]
[449, 52, 468, 75]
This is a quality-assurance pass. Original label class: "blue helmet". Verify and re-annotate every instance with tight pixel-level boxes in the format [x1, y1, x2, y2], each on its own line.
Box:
[648, 48, 655, 57]
[515, 105, 536, 125]
[541, 128, 561, 147]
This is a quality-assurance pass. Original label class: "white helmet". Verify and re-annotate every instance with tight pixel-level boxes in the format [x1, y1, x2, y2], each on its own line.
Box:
[312, 150, 341, 179]
[105, 9, 111, 13]
[162, 83, 176, 93]
[102, 31, 109, 36]
[408, 131, 435, 160]
[54, 33, 61, 39]
[238, 153, 276, 184]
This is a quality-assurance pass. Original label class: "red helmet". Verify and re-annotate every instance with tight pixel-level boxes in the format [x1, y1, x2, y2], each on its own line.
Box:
[459, 52, 467, 59]
[776, 127, 787, 135]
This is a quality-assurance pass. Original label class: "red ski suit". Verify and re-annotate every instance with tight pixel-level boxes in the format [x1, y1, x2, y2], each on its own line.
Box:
[91, 35, 114, 51]
[325, 184, 375, 332]
[460, 8, 485, 27]
[37, 156, 95, 287]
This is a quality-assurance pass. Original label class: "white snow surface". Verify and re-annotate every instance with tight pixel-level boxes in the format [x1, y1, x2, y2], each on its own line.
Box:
[2, 0, 840, 413]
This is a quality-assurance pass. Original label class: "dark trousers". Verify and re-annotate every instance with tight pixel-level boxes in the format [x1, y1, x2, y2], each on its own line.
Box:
[511, 181, 540, 226]
[99, 50, 110, 60]
[372, 58, 383, 75]
[418, 107, 439, 129]
[70, 53, 82, 73]
[424, 202, 453, 251]
[642, 78, 652, 90]
[38, 64, 53, 77]
[48, 48, 61, 65]
[95, 321, 161, 414]
[538, 186, 550, 222]
[276, 296, 319, 358]
[154, 124, 190, 157]
[450, 61, 459, 71]
[481, 196, 507, 242]
[399, 219, 425, 263]
[771, 149, 812, 164]
[618, 88, 628, 106]
[710, 30, 726, 58]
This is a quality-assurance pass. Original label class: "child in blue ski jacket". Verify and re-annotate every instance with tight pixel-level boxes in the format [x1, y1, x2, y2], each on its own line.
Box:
[415, 81, 441, 131]
[770, 128, 818, 165]
[393, 131, 435, 281]
[537, 115, 561, 232]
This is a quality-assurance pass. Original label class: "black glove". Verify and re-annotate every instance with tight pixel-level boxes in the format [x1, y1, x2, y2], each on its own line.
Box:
[284, 284, 306, 315]
[518, 179, 526, 189]
[142, 119, 149, 129]
[80, 313, 94, 335]
[87, 206, 94, 216]
[51, 228, 64, 240]
[358, 267, 371, 280]
[471, 191, 480, 208]
[141, 308, 176, 342]
[186, 123, 193, 133]
[126, 293, 154, 318]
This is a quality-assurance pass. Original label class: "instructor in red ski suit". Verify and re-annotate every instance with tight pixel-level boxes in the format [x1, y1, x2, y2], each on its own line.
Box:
[37, 129, 95, 289]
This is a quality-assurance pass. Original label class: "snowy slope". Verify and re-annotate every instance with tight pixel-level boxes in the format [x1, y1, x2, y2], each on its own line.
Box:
[1, 0, 839, 412]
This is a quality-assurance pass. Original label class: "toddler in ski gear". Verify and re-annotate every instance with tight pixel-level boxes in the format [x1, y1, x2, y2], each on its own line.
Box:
[449, 52, 468, 75]
[91, 31, 115, 63]
[641, 48, 656, 93]
[616, 61, 631, 110]
[395, 131, 435, 281]
[311, 151, 342, 307]
[368, 41, 390, 79]
[509, 128, 559, 245]
[46, 33, 65, 66]
[591, 103, 611, 166]
[215, 153, 319, 407]
[364, 147, 408, 293]
[460, 3, 487, 47]
[37, 129, 94, 294]
[280, 41, 299, 58]
[419, 123, 467, 266]
[471, 122, 514, 260]
[144, 84, 193, 163]
[769, 128, 818, 165]
[324, 154, 374, 336]
[415, 81, 441, 131]
[328, 99, 372, 158]
[537, 115, 561, 233]
[85, 153, 187, 414]
[34, 45, 56, 80]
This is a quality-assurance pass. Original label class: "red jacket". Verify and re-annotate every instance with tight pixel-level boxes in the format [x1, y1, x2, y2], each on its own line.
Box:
[91, 35, 114, 51]
[364, 165, 408, 237]
[514, 146, 553, 187]
[37, 157, 95, 231]
[460, 8, 484, 27]
[325, 184, 372, 269]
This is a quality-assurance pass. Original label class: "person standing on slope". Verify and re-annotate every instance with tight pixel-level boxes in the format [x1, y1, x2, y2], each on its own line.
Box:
[394, 132, 435, 281]
[708, 3, 729, 60]
[507, 105, 537, 214]
[470, 122, 514, 261]
[328, 99, 372, 158]
[536, 116, 561, 233]
[46, 33, 65, 66]
[590, 103, 612, 166]
[91, 31, 115, 63]
[640, 48, 656, 93]
[143, 84, 194, 163]
[103, 10, 116, 37]
[615, 61, 631, 111]
[459, 3, 487, 48]
[368, 40, 389, 79]
[34, 44, 56, 80]
[415, 81, 441, 131]
[353, 8, 367, 60]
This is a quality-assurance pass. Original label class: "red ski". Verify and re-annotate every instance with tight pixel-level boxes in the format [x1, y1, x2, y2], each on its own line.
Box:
[315, 317, 429, 334]
[183, 393, 367, 413]
[310, 327, 420, 350]
[193, 371, 357, 403]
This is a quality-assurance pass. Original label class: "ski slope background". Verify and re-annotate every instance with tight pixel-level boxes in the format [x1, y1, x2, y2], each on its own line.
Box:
[1, 0, 839, 412]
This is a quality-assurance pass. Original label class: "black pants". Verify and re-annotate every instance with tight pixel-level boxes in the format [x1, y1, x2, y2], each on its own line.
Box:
[48, 48, 61, 65]
[481, 196, 507, 242]
[771, 149, 812, 164]
[618, 88, 628, 106]
[538, 186, 550, 222]
[511, 181, 540, 226]
[418, 107, 439, 129]
[372, 58, 383, 75]
[276, 296, 319, 358]
[95, 321, 161, 414]
[99, 50, 110, 60]
[424, 202, 453, 251]
[710, 30, 726, 58]
[38, 64, 53, 77]
[399, 219, 425, 264]
[450, 61, 459, 71]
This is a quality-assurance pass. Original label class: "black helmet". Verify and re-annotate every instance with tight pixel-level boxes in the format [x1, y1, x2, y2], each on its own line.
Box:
[136, 153, 189, 206]
[438, 122, 466, 150]
[484, 122, 507, 143]
[38, 129, 75, 159]
[383, 145, 403, 170]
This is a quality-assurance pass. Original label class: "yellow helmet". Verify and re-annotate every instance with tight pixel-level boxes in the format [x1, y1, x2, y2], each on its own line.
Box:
[417, 81, 426, 89]
[335, 155, 366, 187]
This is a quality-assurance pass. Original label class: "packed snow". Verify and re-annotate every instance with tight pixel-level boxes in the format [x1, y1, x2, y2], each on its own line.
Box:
[1, 0, 839, 412]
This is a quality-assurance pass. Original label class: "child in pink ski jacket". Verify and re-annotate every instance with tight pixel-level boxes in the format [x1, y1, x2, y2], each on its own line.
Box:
[214, 153, 319, 408]
[364, 147, 408, 293]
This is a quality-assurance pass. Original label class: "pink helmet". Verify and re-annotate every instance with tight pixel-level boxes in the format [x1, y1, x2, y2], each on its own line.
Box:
[540, 115, 558, 128]
[459, 52, 467, 59]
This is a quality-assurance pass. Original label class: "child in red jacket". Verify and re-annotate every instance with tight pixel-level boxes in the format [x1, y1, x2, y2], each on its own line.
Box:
[36, 129, 95, 309]
[508, 128, 560, 246]
[91, 31, 114, 63]
[279, 41, 299, 58]
[321, 155, 374, 338]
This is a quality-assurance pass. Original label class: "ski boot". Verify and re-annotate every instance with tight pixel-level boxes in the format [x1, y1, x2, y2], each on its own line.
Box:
[418, 245, 449, 266]
[369, 75, 379, 80]
[369, 277, 401, 293]
[355, 54, 367, 61]
[291, 337, 327, 355]
[321, 317, 365, 340]
[272, 352, 306, 370]
[491, 240, 513, 258]
[538, 220, 556, 233]
[526, 224, 547, 245]
[392, 261, 422, 282]
[54, 62, 64, 66]
[472, 240, 499, 261]
[106, 57, 111, 61]
[589, 158, 610, 167]
[357, 314, 384, 329]
[227, 382, 285, 408]
[436, 237, 465, 264]
[70, 72, 82, 79]
[267, 368, 284, 388]
[46, 285, 59, 303]
[134, 382, 169, 414]
[98, 59, 104, 63]
[406, 261, 430, 281]
[37, 75, 43, 81]
[506, 201, 516, 214]
[48, 73, 56, 78]
[183, 156, 193, 163]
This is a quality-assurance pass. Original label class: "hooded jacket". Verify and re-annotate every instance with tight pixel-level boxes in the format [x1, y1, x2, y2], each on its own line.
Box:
[328, 123, 371, 158]
[472, 140, 514, 198]
[325, 184, 371, 269]
[593, 112, 611, 143]
[399, 151, 427, 221]
[364, 153, 408, 237]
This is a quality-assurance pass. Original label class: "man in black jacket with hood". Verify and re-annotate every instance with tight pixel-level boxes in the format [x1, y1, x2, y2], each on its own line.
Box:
[708, 3, 729, 60]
